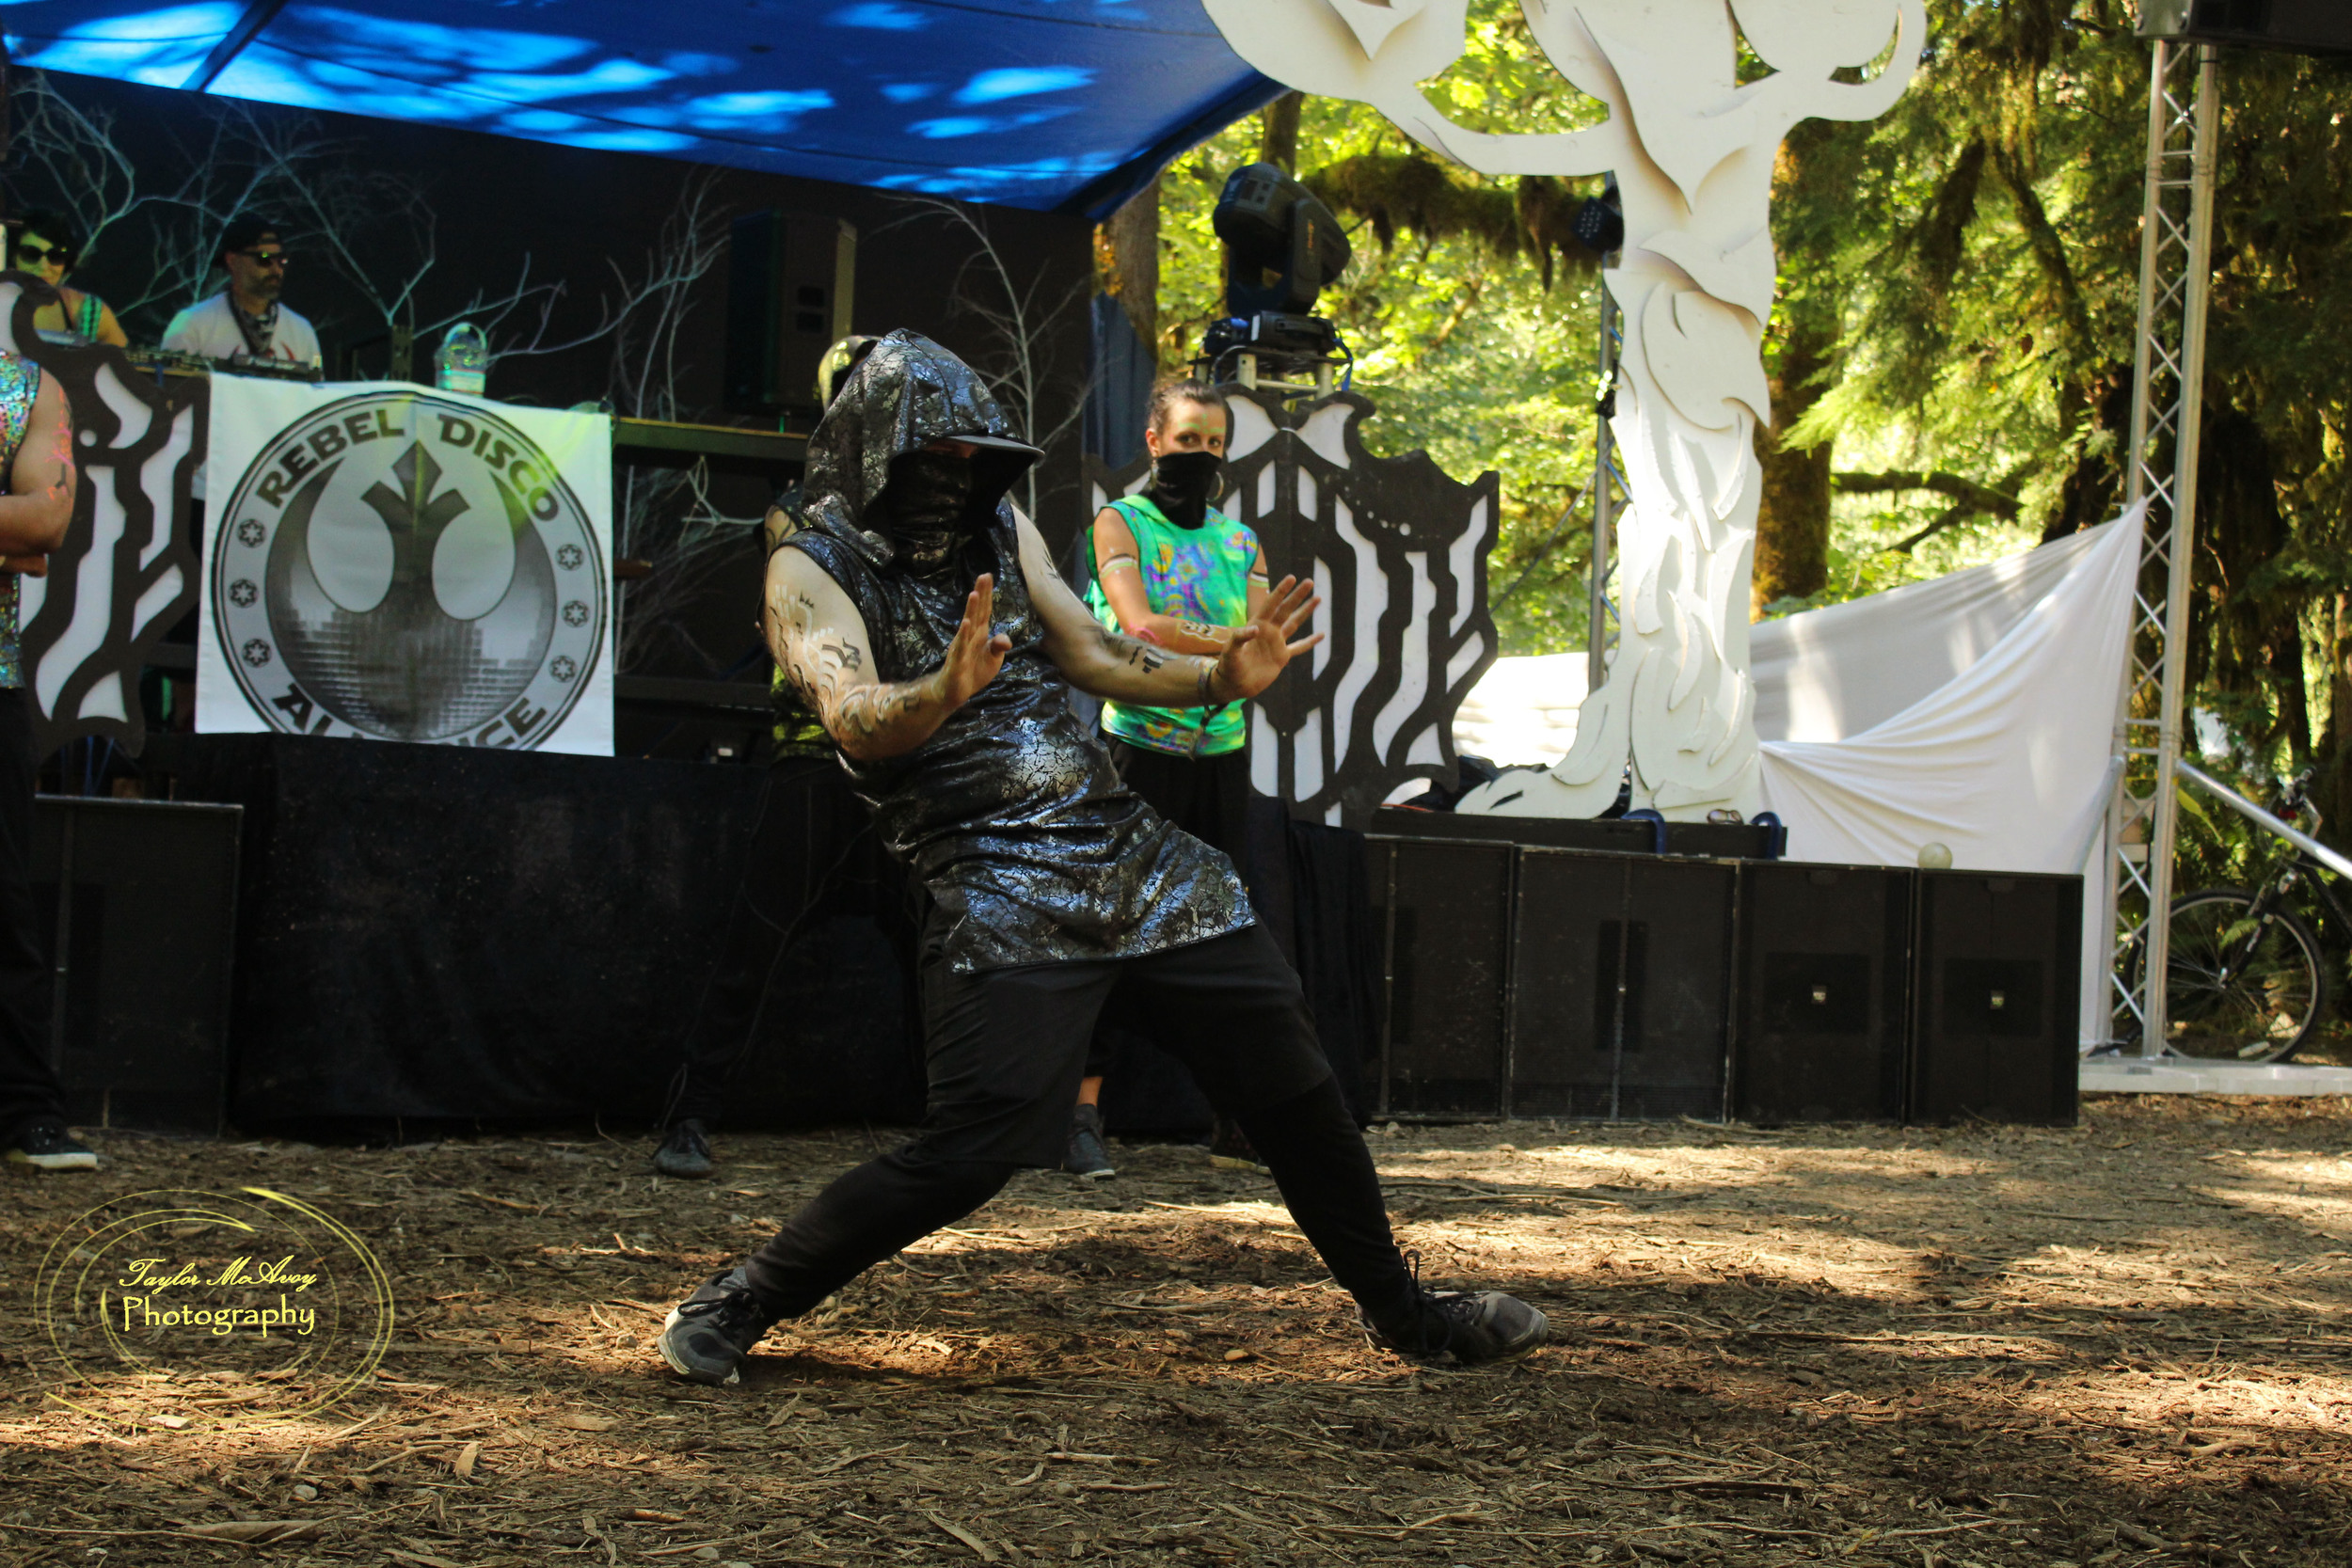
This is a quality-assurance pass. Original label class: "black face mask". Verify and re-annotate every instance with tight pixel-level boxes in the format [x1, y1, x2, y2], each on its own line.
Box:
[1149, 449, 1224, 529]
[880, 451, 977, 576]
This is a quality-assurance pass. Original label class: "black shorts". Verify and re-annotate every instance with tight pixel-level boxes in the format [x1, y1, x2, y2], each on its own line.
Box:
[914, 923, 1330, 1167]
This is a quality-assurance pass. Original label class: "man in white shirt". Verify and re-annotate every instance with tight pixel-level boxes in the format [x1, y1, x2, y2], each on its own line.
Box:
[160, 216, 321, 369]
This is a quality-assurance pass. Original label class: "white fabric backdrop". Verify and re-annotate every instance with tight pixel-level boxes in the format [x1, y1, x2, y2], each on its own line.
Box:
[1454, 505, 2144, 1044]
[198, 379, 615, 754]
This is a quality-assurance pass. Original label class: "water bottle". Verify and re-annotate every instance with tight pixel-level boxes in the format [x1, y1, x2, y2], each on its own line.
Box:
[436, 322, 487, 397]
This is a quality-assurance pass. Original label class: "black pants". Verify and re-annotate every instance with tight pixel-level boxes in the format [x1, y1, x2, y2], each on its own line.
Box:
[665, 757, 912, 1129]
[1087, 741, 1253, 1080]
[0, 689, 59, 1138]
[742, 924, 1416, 1320]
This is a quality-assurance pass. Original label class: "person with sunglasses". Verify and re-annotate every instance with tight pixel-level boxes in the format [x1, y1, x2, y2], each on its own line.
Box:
[160, 215, 320, 370]
[8, 212, 126, 349]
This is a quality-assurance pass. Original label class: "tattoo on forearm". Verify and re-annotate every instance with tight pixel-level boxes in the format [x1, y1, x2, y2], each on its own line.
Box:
[44, 412, 72, 501]
[1096, 624, 1167, 674]
[1178, 617, 1220, 642]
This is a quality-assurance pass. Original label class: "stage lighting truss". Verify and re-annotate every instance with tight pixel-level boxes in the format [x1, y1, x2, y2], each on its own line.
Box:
[2107, 40, 2220, 1056]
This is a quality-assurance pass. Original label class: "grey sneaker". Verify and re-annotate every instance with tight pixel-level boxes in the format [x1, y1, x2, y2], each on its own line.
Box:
[1064, 1103, 1116, 1180]
[5, 1117, 98, 1172]
[1363, 1256, 1547, 1366]
[659, 1266, 777, 1387]
[654, 1118, 714, 1179]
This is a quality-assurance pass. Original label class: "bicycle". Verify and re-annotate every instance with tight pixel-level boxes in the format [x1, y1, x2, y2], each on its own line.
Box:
[2129, 769, 2343, 1063]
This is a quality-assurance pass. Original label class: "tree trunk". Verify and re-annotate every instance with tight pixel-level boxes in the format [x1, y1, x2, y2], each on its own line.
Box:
[1754, 306, 1835, 614]
[2193, 405, 2311, 769]
[1260, 91, 1303, 174]
[1752, 122, 1838, 616]
[1093, 176, 1160, 369]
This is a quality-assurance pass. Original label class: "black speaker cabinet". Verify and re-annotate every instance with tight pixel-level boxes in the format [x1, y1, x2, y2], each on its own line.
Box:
[1366, 836, 1511, 1117]
[724, 210, 856, 420]
[1370, 806, 1779, 860]
[1733, 862, 1913, 1124]
[33, 796, 242, 1132]
[1510, 848, 1735, 1121]
[1909, 870, 2082, 1125]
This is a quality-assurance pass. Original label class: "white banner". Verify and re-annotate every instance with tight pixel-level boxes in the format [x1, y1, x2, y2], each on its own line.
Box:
[197, 379, 614, 754]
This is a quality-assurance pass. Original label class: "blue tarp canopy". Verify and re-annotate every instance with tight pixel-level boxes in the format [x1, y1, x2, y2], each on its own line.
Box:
[0, 0, 1280, 215]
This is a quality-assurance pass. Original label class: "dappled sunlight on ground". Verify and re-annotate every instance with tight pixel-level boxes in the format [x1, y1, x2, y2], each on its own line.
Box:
[2, 1095, 2349, 1563]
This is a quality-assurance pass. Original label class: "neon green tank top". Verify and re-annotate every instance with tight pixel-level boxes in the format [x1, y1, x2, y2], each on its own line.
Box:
[1082, 495, 1258, 757]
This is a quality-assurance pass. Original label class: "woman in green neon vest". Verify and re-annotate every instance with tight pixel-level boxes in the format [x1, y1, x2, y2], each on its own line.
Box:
[1068, 377, 1271, 1178]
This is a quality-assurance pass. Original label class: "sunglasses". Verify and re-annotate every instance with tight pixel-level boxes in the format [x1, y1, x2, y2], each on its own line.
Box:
[233, 249, 291, 269]
[13, 241, 72, 268]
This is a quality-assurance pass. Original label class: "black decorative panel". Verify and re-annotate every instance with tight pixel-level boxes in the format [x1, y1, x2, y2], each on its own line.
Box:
[1733, 863, 1912, 1124]
[1910, 871, 2082, 1125]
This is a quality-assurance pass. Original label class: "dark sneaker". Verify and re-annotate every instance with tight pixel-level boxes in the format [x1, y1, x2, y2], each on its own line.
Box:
[659, 1267, 777, 1387]
[1065, 1103, 1116, 1180]
[1207, 1115, 1268, 1175]
[1364, 1258, 1547, 1366]
[5, 1117, 98, 1172]
[654, 1118, 714, 1179]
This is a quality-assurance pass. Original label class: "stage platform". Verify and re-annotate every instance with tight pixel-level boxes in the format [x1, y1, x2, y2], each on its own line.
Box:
[2080, 1056, 2352, 1096]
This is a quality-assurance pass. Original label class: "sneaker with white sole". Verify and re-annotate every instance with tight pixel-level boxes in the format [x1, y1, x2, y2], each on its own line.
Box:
[659, 1266, 778, 1387]
[1363, 1255, 1547, 1366]
[5, 1117, 98, 1172]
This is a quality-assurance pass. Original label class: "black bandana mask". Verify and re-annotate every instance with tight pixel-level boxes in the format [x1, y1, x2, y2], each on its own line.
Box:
[880, 451, 978, 576]
[1149, 449, 1224, 529]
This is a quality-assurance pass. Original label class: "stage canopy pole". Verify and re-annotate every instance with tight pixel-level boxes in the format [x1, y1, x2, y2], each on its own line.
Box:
[2110, 40, 2220, 1055]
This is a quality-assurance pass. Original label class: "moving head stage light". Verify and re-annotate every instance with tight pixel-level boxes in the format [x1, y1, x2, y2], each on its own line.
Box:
[2137, 0, 2352, 53]
[1195, 163, 1355, 400]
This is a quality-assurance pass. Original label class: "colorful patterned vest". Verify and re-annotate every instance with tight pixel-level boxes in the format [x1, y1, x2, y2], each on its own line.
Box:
[0, 354, 45, 689]
[1082, 495, 1258, 758]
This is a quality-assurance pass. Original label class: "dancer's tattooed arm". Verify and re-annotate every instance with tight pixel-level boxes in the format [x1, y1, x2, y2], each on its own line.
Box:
[759, 547, 1009, 761]
[1023, 514, 1323, 708]
[0, 376, 74, 561]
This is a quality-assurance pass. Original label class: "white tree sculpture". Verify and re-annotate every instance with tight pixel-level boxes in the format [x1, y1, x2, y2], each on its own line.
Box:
[1200, 0, 1925, 818]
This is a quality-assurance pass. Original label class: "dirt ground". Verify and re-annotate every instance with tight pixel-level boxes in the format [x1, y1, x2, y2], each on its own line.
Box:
[5, 1094, 2351, 1567]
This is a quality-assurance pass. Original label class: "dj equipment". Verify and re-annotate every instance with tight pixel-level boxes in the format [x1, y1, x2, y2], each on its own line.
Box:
[1732, 862, 1913, 1124]
[34, 796, 242, 1132]
[1908, 870, 2082, 1125]
[724, 210, 857, 420]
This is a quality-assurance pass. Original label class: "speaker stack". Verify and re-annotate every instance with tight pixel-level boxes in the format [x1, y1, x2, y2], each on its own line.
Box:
[724, 210, 857, 420]
[35, 796, 243, 1132]
[1366, 817, 2081, 1126]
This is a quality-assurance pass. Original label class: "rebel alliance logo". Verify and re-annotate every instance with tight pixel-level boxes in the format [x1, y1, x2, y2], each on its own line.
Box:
[213, 393, 604, 747]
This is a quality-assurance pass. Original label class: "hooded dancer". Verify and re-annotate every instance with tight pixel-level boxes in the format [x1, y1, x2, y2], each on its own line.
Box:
[659, 332, 1546, 1385]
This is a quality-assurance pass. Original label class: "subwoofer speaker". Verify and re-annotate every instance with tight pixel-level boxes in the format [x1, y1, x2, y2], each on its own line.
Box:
[1367, 836, 1511, 1117]
[1733, 862, 1912, 1124]
[723, 210, 856, 420]
[1909, 870, 2082, 1125]
[33, 796, 242, 1132]
[1510, 848, 1734, 1121]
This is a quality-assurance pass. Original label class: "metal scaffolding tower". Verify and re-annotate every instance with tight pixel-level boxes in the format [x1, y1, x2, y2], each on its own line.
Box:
[2108, 40, 2220, 1053]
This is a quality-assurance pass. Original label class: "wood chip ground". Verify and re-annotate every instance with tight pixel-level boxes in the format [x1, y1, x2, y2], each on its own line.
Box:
[4, 1093, 2349, 1565]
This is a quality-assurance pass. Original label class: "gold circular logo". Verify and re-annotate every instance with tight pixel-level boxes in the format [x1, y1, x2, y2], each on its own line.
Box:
[34, 1187, 394, 1427]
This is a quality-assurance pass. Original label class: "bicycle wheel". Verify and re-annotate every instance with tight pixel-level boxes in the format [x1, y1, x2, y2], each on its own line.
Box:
[2139, 888, 2329, 1063]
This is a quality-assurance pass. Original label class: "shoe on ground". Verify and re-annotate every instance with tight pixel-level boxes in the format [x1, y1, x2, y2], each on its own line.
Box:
[1207, 1115, 1268, 1175]
[654, 1117, 714, 1179]
[5, 1117, 98, 1172]
[659, 1266, 778, 1387]
[1064, 1103, 1116, 1180]
[1364, 1283, 1548, 1367]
